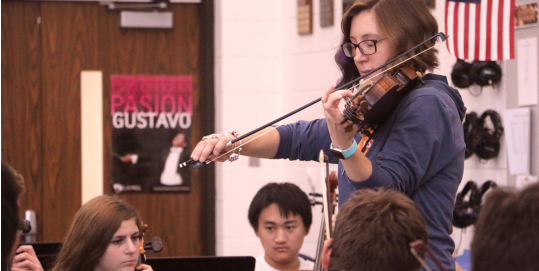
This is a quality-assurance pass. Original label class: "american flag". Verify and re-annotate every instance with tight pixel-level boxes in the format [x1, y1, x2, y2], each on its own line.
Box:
[445, 0, 515, 61]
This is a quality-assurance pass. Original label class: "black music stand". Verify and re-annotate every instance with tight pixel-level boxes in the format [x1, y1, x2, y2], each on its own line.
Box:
[146, 256, 256, 271]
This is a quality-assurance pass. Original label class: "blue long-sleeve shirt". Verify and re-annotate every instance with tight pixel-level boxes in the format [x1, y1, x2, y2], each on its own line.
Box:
[274, 74, 466, 271]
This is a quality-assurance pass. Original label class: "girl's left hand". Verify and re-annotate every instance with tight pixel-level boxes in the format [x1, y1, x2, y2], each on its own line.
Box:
[321, 86, 358, 149]
[136, 264, 153, 271]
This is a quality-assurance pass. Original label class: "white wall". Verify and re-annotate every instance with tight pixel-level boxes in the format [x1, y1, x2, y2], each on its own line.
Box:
[215, 0, 342, 258]
[431, 0, 509, 256]
[215, 0, 509, 258]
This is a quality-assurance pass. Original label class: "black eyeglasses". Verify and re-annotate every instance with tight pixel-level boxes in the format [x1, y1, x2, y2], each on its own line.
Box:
[341, 39, 385, 58]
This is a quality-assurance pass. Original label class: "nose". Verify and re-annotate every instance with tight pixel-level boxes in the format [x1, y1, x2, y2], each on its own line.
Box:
[354, 47, 368, 63]
[126, 239, 139, 254]
[274, 228, 287, 244]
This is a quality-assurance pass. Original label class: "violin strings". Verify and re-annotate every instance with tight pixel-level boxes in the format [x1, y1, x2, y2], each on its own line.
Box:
[203, 45, 436, 165]
[361, 46, 435, 83]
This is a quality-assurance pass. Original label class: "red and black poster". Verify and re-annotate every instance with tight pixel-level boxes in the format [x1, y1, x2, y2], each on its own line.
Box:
[111, 75, 192, 193]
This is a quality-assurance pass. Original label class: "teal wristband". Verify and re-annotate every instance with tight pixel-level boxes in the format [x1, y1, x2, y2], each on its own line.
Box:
[330, 138, 358, 159]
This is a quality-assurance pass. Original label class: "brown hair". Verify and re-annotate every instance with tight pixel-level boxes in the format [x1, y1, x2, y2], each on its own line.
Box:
[1, 162, 25, 268]
[471, 183, 539, 271]
[52, 195, 142, 271]
[329, 188, 428, 271]
[336, 0, 439, 88]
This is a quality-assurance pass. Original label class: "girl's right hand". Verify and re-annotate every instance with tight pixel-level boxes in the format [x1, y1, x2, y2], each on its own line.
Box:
[190, 133, 236, 163]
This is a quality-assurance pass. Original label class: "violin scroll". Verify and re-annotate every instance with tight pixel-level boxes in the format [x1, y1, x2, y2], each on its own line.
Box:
[138, 222, 164, 265]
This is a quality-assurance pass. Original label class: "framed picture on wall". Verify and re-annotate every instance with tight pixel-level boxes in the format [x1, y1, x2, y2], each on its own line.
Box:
[110, 74, 193, 193]
[515, 2, 538, 29]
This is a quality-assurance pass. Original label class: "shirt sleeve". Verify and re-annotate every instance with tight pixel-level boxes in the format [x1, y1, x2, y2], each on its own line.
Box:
[273, 119, 339, 164]
[351, 93, 456, 194]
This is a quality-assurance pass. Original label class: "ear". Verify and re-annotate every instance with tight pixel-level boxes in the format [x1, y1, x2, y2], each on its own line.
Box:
[321, 238, 333, 270]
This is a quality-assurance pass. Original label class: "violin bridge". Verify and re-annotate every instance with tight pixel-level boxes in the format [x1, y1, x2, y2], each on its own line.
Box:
[359, 80, 374, 95]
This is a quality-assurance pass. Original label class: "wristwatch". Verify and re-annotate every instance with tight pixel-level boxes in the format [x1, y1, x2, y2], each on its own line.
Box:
[330, 138, 358, 160]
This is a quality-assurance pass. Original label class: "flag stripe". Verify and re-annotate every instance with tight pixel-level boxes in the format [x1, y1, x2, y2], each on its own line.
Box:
[491, 0, 499, 60]
[485, 0, 493, 60]
[446, 1, 453, 55]
[479, 2, 487, 60]
[469, 4, 476, 59]
[458, 4, 468, 58]
[497, 0, 504, 60]
[509, 0, 515, 59]
[463, 4, 470, 59]
[454, 2, 460, 58]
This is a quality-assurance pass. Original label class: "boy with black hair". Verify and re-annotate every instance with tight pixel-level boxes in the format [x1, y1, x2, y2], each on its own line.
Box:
[248, 183, 314, 271]
[321, 188, 429, 271]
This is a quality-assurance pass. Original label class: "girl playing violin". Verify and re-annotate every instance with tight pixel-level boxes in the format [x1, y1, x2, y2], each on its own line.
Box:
[51, 195, 153, 271]
[191, 0, 466, 270]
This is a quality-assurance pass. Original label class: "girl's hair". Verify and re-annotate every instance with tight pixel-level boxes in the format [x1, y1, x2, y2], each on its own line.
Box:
[1, 162, 24, 267]
[52, 195, 142, 271]
[335, 0, 439, 88]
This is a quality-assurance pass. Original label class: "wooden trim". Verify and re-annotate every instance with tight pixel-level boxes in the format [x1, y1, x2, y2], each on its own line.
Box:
[199, 0, 216, 256]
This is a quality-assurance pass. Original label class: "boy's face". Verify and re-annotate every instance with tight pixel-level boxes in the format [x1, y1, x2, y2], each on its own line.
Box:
[255, 203, 309, 268]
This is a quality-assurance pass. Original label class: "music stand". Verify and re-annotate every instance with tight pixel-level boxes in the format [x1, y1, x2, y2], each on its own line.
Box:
[146, 256, 256, 271]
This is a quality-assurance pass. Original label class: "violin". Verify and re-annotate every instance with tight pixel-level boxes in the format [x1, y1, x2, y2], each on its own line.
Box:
[138, 222, 164, 265]
[313, 151, 338, 271]
[179, 32, 448, 169]
[342, 65, 424, 137]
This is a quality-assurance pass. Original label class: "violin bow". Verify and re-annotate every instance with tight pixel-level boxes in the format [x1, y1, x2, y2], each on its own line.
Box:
[180, 32, 449, 169]
[409, 240, 448, 271]
[319, 150, 333, 240]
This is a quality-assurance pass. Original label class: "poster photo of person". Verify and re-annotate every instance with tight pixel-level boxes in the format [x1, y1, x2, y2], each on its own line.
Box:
[111, 75, 192, 193]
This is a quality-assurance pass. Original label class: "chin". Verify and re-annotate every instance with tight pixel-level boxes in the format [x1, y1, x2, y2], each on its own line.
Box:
[273, 254, 295, 263]
[117, 266, 136, 271]
[118, 262, 137, 270]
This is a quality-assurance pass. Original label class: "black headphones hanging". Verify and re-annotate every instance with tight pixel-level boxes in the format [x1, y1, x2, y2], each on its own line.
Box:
[472, 180, 498, 208]
[453, 180, 498, 229]
[451, 59, 474, 88]
[471, 61, 502, 86]
[475, 110, 504, 160]
[452, 181, 480, 228]
[463, 111, 482, 159]
[462, 110, 504, 160]
[451, 59, 502, 96]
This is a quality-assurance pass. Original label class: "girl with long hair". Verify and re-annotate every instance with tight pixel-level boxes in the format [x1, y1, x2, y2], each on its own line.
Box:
[52, 195, 152, 271]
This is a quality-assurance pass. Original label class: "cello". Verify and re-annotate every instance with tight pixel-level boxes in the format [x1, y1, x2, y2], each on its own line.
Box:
[312, 150, 338, 271]
[137, 222, 164, 265]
